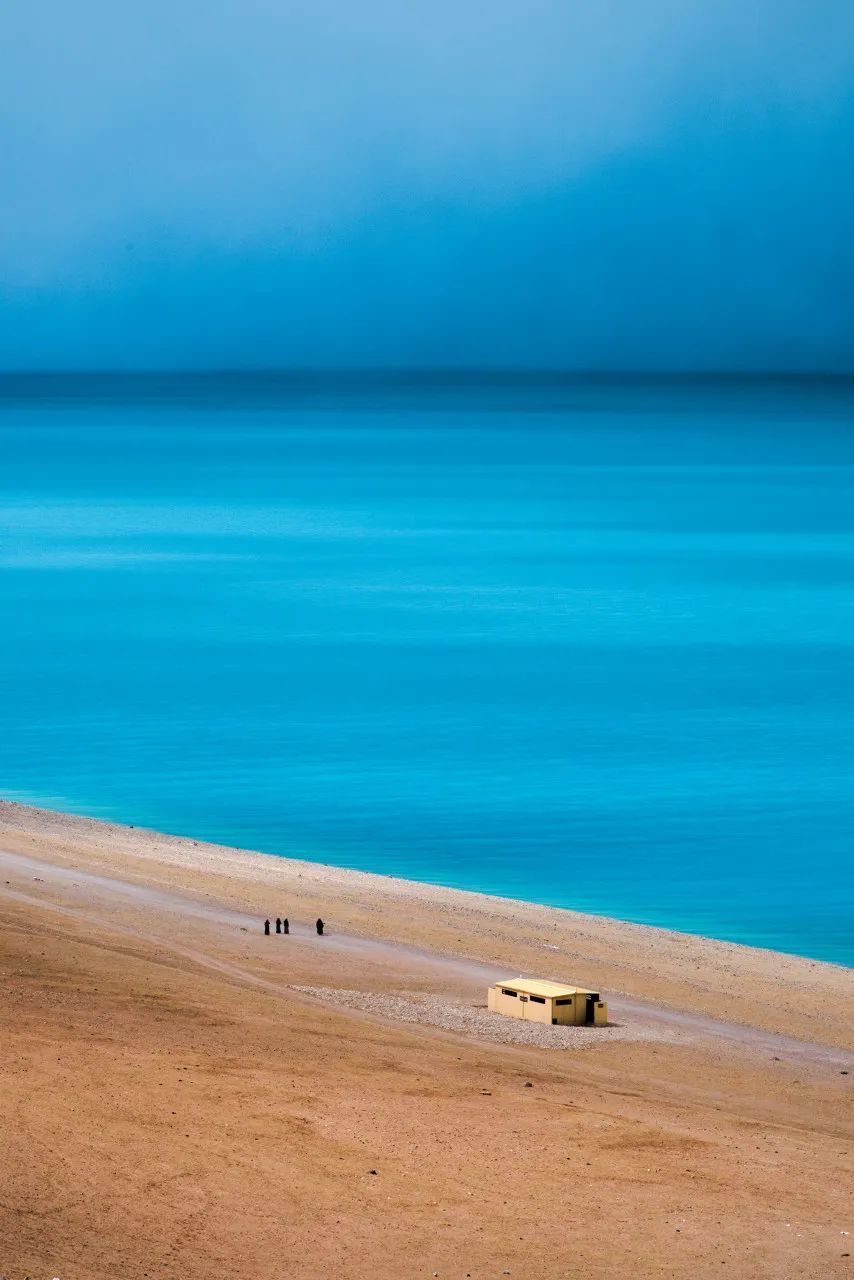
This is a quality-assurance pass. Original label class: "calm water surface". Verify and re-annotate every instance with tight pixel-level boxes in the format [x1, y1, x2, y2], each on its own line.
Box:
[1, 374, 852, 964]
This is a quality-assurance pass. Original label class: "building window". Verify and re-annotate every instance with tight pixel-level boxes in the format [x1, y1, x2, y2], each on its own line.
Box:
[555, 999, 572, 1006]
[500, 989, 518, 998]
[529, 995, 546, 1004]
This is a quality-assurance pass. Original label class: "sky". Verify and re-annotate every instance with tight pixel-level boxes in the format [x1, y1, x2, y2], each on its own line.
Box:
[1, 0, 853, 371]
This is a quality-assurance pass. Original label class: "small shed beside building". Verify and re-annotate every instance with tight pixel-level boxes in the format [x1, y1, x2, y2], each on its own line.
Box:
[487, 977, 608, 1027]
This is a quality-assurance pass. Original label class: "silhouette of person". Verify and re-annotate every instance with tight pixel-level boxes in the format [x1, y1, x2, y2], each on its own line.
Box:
[316, 918, 324, 936]
[275, 917, 282, 934]
[264, 918, 271, 936]
[283, 917, 289, 934]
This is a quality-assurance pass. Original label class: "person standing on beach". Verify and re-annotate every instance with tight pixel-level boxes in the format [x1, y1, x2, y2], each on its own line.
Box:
[282, 917, 289, 934]
[275, 917, 282, 934]
[316, 918, 324, 936]
[264, 918, 270, 936]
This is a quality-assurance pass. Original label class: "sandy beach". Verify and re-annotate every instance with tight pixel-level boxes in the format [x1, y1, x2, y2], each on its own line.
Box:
[1, 799, 852, 1280]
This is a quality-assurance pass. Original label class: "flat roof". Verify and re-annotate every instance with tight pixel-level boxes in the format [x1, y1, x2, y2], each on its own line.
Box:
[494, 977, 598, 999]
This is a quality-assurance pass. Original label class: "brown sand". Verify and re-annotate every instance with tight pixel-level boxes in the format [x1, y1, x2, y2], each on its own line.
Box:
[1, 800, 852, 1280]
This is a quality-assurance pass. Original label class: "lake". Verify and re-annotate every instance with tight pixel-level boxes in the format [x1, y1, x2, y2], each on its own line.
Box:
[1, 373, 852, 964]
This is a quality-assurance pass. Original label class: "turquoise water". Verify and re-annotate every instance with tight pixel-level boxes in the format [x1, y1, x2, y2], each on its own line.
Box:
[1, 373, 852, 965]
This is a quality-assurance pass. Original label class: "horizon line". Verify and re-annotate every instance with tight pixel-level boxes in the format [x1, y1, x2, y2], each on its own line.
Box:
[1, 367, 853, 381]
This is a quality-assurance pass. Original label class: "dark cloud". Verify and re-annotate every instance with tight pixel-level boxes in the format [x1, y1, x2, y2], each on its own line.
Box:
[1, 0, 852, 369]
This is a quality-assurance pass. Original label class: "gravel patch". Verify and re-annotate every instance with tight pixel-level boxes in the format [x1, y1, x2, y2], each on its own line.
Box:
[290, 986, 678, 1050]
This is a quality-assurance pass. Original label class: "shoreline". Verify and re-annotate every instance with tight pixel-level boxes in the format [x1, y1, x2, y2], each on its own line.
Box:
[2, 797, 852, 1052]
[3, 795, 850, 973]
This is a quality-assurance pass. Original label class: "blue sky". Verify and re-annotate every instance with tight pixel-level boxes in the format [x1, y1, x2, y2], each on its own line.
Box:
[1, 1, 853, 370]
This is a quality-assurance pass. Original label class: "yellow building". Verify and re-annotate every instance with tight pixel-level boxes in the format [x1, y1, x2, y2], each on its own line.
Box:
[487, 977, 608, 1027]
